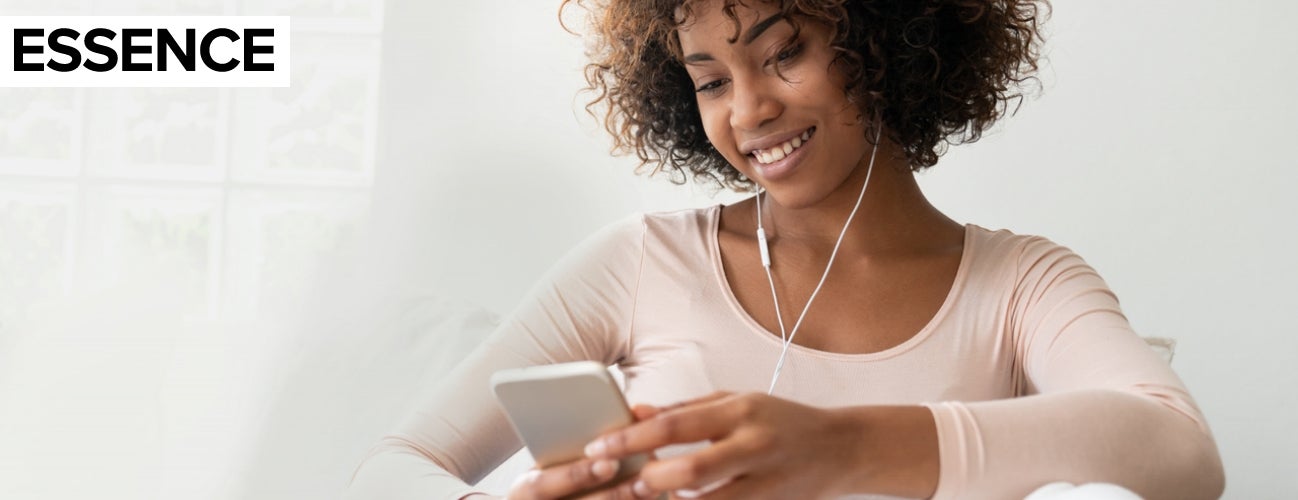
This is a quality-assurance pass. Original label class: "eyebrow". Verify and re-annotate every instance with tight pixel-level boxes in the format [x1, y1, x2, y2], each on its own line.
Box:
[741, 14, 785, 45]
[681, 13, 787, 65]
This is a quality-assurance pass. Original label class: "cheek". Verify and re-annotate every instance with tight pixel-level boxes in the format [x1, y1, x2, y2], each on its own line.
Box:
[699, 104, 742, 161]
[697, 102, 723, 141]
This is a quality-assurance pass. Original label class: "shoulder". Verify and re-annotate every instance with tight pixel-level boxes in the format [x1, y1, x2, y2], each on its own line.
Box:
[585, 205, 717, 251]
[640, 205, 718, 237]
[557, 205, 718, 270]
[965, 224, 1093, 275]
[964, 224, 1120, 315]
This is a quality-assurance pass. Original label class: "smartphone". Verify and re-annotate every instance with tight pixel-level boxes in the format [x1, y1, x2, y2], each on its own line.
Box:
[491, 361, 648, 483]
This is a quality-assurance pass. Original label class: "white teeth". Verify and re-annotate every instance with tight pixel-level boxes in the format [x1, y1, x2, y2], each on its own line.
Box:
[751, 128, 814, 164]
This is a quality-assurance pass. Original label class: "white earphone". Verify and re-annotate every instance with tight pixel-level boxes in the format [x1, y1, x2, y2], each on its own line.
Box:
[759, 123, 882, 394]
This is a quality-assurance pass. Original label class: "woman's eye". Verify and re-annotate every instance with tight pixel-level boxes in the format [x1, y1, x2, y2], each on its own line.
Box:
[778, 44, 801, 61]
[695, 79, 728, 95]
[768, 43, 803, 66]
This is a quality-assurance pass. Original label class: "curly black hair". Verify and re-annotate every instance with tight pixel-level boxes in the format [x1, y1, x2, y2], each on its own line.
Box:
[563, 0, 1048, 190]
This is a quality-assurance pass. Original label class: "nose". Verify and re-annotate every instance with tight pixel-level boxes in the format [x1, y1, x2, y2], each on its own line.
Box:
[729, 73, 782, 132]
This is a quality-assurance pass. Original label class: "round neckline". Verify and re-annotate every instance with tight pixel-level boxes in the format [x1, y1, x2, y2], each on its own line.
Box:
[704, 204, 975, 362]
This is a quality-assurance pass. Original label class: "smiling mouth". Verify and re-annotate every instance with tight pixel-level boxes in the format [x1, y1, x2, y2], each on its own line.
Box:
[751, 127, 815, 165]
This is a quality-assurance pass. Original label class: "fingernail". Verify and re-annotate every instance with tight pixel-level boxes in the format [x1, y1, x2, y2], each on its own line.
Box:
[513, 469, 541, 487]
[584, 439, 606, 458]
[591, 458, 618, 478]
[633, 479, 653, 498]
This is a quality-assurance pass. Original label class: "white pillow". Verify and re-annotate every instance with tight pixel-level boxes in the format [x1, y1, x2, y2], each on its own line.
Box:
[1025, 482, 1143, 500]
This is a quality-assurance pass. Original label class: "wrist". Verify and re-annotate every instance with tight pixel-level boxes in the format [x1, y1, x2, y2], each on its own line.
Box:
[829, 405, 939, 499]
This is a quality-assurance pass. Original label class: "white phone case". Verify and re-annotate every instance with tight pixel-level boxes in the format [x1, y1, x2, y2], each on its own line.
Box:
[491, 361, 648, 479]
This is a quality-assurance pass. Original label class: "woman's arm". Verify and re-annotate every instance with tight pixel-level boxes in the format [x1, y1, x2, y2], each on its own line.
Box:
[912, 236, 1224, 499]
[344, 215, 648, 499]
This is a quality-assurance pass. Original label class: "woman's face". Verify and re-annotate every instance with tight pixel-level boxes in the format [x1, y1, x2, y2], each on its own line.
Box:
[677, 0, 871, 208]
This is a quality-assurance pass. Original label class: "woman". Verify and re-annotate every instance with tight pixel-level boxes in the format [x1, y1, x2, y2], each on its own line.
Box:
[346, 0, 1225, 498]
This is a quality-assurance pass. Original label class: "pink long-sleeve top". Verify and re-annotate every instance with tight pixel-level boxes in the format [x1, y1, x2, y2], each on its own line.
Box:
[345, 205, 1224, 500]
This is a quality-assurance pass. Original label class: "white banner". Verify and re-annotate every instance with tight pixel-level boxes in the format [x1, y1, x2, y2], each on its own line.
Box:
[0, 16, 291, 87]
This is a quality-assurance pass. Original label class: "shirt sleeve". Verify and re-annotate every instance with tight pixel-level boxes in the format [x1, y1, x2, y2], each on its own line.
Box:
[344, 214, 647, 500]
[923, 236, 1225, 500]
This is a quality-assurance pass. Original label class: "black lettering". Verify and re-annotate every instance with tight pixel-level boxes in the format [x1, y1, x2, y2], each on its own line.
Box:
[84, 28, 118, 72]
[14, 28, 44, 71]
[243, 28, 274, 71]
[158, 28, 196, 71]
[46, 28, 81, 72]
[121, 28, 151, 71]
[200, 28, 240, 72]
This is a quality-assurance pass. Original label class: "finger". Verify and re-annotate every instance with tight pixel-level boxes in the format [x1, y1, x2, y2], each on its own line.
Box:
[511, 458, 620, 500]
[509, 469, 543, 500]
[690, 474, 769, 500]
[657, 391, 733, 414]
[587, 393, 742, 459]
[630, 390, 733, 423]
[637, 431, 765, 494]
[572, 473, 648, 500]
[630, 404, 660, 421]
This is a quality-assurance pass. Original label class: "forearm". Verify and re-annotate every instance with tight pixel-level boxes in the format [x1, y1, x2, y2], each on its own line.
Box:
[829, 405, 939, 499]
[344, 436, 490, 500]
[926, 389, 1224, 500]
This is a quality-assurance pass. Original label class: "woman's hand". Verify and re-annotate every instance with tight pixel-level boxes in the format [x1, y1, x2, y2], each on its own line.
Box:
[582, 392, 940, 500]
[498, 405, 660, 500]
[500, 456, 628, 500]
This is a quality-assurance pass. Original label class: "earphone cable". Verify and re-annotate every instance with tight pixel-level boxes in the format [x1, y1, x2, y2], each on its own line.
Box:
[762, 125, 882, 394]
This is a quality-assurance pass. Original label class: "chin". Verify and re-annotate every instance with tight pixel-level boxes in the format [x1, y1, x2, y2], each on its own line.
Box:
[751, 153, 871, 212]
[759, 183, 829, 210]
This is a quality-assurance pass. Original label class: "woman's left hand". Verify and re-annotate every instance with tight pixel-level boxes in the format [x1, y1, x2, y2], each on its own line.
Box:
[583, 391, 939, 499]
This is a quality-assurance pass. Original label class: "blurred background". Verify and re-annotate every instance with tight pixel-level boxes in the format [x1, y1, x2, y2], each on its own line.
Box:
[0, 0, 1294, 498]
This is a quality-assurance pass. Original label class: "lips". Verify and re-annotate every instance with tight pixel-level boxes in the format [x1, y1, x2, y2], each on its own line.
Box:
[748, 127, 815, 181]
